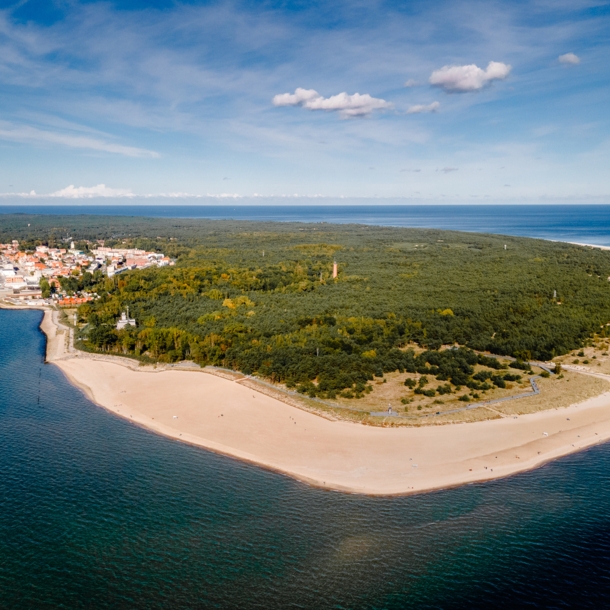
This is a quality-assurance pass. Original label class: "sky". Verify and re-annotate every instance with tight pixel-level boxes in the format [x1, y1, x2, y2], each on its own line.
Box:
[0, 0, 608, 203]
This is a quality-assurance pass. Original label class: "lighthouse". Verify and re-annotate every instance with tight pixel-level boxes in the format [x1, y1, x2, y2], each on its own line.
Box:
[332, 260, 338, 279]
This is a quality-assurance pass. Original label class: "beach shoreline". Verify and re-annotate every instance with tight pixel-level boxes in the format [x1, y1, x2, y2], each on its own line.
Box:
[5, 303, 610, 496]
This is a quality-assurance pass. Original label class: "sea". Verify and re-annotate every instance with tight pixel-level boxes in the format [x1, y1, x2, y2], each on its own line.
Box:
[2, 203, 610, 245]
[2, 205, 610, 608]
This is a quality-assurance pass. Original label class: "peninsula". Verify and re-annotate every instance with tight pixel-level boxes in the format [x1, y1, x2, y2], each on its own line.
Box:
[4, 214, 610, 494]
[35, 305, 610, 496]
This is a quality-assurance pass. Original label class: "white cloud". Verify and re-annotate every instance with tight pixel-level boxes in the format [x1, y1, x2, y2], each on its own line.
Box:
[0, 189, 331, 199]
[0, 184, 134, 198]
[272, 88, 321, 107]
[50, 184, 135, 198]
[406, 101, 440, 114]
[440, 167, 458, 173]
[559, 52, 580, 65]
[0, 123, 159, 158]
[404, 79, 419, 87]
[273, 88, 392, 117]
[429, 61, 511, 92]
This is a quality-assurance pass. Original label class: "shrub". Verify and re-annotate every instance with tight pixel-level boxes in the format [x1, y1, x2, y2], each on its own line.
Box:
[491, 375, 506, 388]
[473, 370, 492, 382]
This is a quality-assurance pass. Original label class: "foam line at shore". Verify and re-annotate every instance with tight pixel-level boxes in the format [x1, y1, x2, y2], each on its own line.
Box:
[13, 306, 610, 496]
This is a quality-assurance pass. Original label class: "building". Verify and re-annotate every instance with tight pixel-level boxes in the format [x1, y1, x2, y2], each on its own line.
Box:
[57, 296, 94, 307]
[116, 310, 136, 330]
[91, 247, 172, 275]
[1, 264, 16, 278]
[5, 276, 28, 290]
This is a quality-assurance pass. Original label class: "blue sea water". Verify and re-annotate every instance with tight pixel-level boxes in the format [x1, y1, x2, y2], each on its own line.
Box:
[2, 310, 610, 609]
[2, 203, 610, 245]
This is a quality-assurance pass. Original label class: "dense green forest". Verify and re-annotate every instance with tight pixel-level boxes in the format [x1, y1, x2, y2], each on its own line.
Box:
[3, 213, 610, 398]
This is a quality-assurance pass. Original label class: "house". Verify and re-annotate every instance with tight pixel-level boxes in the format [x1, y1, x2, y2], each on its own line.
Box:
[57, 296, 93, 306]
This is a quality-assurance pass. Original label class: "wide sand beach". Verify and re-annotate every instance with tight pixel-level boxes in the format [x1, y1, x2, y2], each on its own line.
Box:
[31, 307, 610, 495]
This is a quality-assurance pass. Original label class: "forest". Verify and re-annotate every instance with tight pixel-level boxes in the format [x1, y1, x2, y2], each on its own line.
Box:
[3, 213, 610, 399]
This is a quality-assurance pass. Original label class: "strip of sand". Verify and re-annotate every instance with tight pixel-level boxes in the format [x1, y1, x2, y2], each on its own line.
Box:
[567, 241, 610, 250]
[23, 308, 610, 495]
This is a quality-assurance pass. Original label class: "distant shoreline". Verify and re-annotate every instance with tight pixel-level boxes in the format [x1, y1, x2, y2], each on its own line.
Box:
[2, 202, 610, 207]
[566, 242, 610, 251]
[2, 303, 610, 496]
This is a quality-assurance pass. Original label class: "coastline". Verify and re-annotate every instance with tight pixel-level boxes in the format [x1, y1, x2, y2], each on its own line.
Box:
[567, 241, 610, 250]
[7, 304, 610, 496]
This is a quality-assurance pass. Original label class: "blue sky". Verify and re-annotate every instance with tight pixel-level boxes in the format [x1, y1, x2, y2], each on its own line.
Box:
[0, 0, 608, 203]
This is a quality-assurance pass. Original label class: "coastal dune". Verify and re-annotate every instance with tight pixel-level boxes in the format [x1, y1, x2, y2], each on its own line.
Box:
[39, 310, 610, 496]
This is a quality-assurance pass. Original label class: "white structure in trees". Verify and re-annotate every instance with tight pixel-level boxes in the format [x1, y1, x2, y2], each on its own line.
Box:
[116, 309, 136, 330]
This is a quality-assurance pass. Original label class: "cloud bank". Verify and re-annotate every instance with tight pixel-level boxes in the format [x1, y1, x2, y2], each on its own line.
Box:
[273, 88, 392, 117]
[429, 61, 511, 92]
[0, 187, 327, 199]
[49, 184, 135, 198]
[406, 101, 440, 114]
[559, 52, 580, 65]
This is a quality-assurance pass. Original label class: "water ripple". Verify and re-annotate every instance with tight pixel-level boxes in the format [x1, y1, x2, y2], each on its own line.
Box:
[2, 309, 610, 609]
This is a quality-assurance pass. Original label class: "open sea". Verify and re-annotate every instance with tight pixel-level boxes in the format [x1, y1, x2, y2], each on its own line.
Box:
[2, 206, 610, 608]
[2, 203, 610, 245]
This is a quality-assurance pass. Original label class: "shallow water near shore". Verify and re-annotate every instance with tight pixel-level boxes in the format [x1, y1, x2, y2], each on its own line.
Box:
[2, 309, 610, 608]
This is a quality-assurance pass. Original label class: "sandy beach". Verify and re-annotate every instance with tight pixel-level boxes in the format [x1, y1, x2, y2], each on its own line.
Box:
[22, 307, 610, 495]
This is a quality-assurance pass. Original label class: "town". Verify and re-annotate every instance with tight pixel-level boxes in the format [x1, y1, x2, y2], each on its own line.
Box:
[0, 239, 172, 306]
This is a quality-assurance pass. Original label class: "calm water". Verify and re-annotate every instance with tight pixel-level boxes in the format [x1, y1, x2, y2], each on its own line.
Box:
[2, 203, 610, 245]
[2, 310, 610, 608]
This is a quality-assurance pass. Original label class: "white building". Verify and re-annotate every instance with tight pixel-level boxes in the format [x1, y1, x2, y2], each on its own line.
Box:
[116, 311, 136, 330]
[1, 265, 16, 278]
[5, 276, 28, 290]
